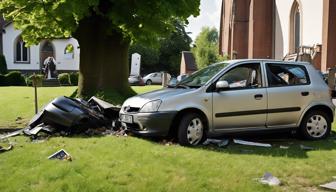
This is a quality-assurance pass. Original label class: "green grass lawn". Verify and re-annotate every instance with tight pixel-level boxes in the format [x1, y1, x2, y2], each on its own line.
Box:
[1, 86, 336, 191]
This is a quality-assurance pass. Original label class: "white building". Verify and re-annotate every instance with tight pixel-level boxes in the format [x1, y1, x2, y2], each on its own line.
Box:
[2, 22, 79, 73]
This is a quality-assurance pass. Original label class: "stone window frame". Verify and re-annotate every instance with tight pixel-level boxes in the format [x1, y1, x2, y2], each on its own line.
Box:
[14, 36, 30, 64]
[289, 0, 303, 54]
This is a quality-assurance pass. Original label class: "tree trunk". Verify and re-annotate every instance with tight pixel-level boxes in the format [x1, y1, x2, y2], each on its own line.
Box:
[74, 16, 134, 99]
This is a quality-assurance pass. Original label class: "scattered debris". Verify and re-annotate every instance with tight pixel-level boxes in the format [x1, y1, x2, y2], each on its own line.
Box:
[48, 149, 72, 161]
[0, 144, 13, 153]
[15, 117, 23, 121]
[0, 129, 24, 140]
[160, 139, 175, 146]
[233, 139, 272, 147]
[279, 145, 289, 149]
[259, 172, 281, 186]
[203, 139, 230, 148]
[320, 181, 336, 191]
[300, 144, 315, 151]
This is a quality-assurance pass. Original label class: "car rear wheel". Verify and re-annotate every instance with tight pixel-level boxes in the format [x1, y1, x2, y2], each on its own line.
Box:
[146, 80, 152, 85]
[178, 113, 205, 146]
[300, 110, 331, 140]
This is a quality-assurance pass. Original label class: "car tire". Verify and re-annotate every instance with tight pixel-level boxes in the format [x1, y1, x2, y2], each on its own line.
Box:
[178, 113, 206, 146]
[300, 110, 331, 140]
[146, 80, 152, 85]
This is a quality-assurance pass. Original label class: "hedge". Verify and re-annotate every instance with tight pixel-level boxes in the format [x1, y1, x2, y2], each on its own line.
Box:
[69, 72, 79, 86]
[58, 73, 71, 85]
[0, 74, 6, 86]
[0, 54, 7, 74]
[5, 71, 26, 86]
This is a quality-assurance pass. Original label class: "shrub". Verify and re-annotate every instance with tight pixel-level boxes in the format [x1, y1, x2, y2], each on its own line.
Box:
[26, 74, 44, 87]
[0, 74, 6, 86]
[0, 54, 7, 74]
[69, 72, 79, 86]
[5, 71, 26, 86]
[58, 73, 70, 85]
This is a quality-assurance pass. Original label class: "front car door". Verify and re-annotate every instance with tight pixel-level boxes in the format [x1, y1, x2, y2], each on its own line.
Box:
[152, 73, 161, 84]
[265, 62, 313, 127]
[212, 62, 268, 131]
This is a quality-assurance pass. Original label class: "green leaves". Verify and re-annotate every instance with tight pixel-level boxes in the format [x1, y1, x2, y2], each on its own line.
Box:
[0, 0, 200, 46]
[192, 27, 226, 69]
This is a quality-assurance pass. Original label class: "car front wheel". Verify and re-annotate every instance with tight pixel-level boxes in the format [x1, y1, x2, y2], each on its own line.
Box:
[146, 80, 152, 85]
[178, 113, 206, 146]
[300, 110, 331, 140]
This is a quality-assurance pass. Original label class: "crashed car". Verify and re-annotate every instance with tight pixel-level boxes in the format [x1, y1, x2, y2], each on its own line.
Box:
[120, 59, 335, 146]
[23, 96, 120, 136]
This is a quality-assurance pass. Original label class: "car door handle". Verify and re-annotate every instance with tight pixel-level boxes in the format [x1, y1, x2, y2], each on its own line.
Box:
[301, 92, 309, 96]
[254, 94, 263, 100]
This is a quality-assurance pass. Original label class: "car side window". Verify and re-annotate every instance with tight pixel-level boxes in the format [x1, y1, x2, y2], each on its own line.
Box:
[266, 64, 310, 87]
[219, 63, 262, 89]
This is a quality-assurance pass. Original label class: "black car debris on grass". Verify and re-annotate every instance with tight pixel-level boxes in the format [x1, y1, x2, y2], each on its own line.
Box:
[0, 96, 123, 140]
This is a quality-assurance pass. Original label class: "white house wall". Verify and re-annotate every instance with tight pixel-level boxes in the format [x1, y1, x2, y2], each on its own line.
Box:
[51, 38, 80, 71]
[3, 23, 40, 70]
[274, 0, 323, 59]
[3, 23, 79, 71]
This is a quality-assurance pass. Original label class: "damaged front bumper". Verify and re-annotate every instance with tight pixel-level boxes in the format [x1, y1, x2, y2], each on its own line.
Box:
[120, 111, 177, 136]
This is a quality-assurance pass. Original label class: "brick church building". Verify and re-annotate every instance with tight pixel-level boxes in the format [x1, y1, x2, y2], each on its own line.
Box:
[219, 0, 336, 72]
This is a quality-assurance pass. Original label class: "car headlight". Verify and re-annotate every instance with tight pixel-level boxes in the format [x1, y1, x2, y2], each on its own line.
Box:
[140, 100, 162, 113]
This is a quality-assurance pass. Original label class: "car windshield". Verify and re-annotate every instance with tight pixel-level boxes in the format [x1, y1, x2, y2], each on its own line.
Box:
[176, 62, 228, 88]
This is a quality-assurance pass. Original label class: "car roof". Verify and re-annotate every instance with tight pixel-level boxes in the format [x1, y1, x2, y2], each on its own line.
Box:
[214, 59, 311, 67]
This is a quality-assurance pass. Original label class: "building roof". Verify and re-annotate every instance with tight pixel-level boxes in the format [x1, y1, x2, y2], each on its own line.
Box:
[182, 51, 197, 71]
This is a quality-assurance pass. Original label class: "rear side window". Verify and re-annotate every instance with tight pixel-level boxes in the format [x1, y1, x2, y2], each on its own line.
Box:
[266, 64, 310, 87]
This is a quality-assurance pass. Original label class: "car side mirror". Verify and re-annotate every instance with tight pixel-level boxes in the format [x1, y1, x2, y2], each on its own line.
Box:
[216, 80, 229, 91]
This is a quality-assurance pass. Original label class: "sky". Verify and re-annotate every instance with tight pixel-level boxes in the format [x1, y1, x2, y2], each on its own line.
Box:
[185, 0, 222, 41]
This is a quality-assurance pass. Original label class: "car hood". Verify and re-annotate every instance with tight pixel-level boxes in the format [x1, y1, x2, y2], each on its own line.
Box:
[122, 88, 194, 108]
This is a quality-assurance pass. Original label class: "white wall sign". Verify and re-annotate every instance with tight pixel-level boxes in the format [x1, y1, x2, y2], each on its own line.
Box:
[130, 53, 141, 76]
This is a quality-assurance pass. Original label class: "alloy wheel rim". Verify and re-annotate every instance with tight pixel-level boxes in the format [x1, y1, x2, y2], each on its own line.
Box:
[187, 117, 203, 145]
[306, 115, 328, 138]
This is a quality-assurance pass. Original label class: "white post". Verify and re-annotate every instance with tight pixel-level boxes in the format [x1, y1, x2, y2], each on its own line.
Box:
[130, 53, 141, 76]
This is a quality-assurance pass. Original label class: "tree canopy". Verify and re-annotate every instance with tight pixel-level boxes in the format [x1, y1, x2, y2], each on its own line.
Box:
[192, 27, 225, 69]
[0, 0, 200, 98]
[0, 0, 200, 46]
[129, 21, 192, 76]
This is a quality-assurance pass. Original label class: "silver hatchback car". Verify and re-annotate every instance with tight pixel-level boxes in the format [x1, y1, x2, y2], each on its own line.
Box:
[120, 59, 335, 146]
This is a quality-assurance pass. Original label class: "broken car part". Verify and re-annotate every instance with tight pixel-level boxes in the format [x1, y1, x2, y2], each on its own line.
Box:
[320, 181, 336, 191]
[203, 139, 230, 148]
[259, 172, 281, 186]
[25, 96, 121, 136]
[233, 139, 272, 147]
[1, 96, 122, 139]
[0, 144, 13, 153]
[48, 149, 72, 161]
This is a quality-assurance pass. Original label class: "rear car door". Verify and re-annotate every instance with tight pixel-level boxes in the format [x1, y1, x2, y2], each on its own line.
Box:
[212, 62, 267, 130]
[265, 63, 313, 127]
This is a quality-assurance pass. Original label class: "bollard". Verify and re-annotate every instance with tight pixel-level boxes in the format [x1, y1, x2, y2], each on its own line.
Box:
[32, 73, 38, 114]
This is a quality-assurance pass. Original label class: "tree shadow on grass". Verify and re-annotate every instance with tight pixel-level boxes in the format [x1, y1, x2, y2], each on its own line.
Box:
[196, 131, 336, 159]
[139, 130, 336, 159]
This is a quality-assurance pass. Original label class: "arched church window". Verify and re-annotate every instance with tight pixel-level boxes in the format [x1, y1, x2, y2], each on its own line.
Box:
[15, 36, 30, 63]
[290, 0, 302, 53]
